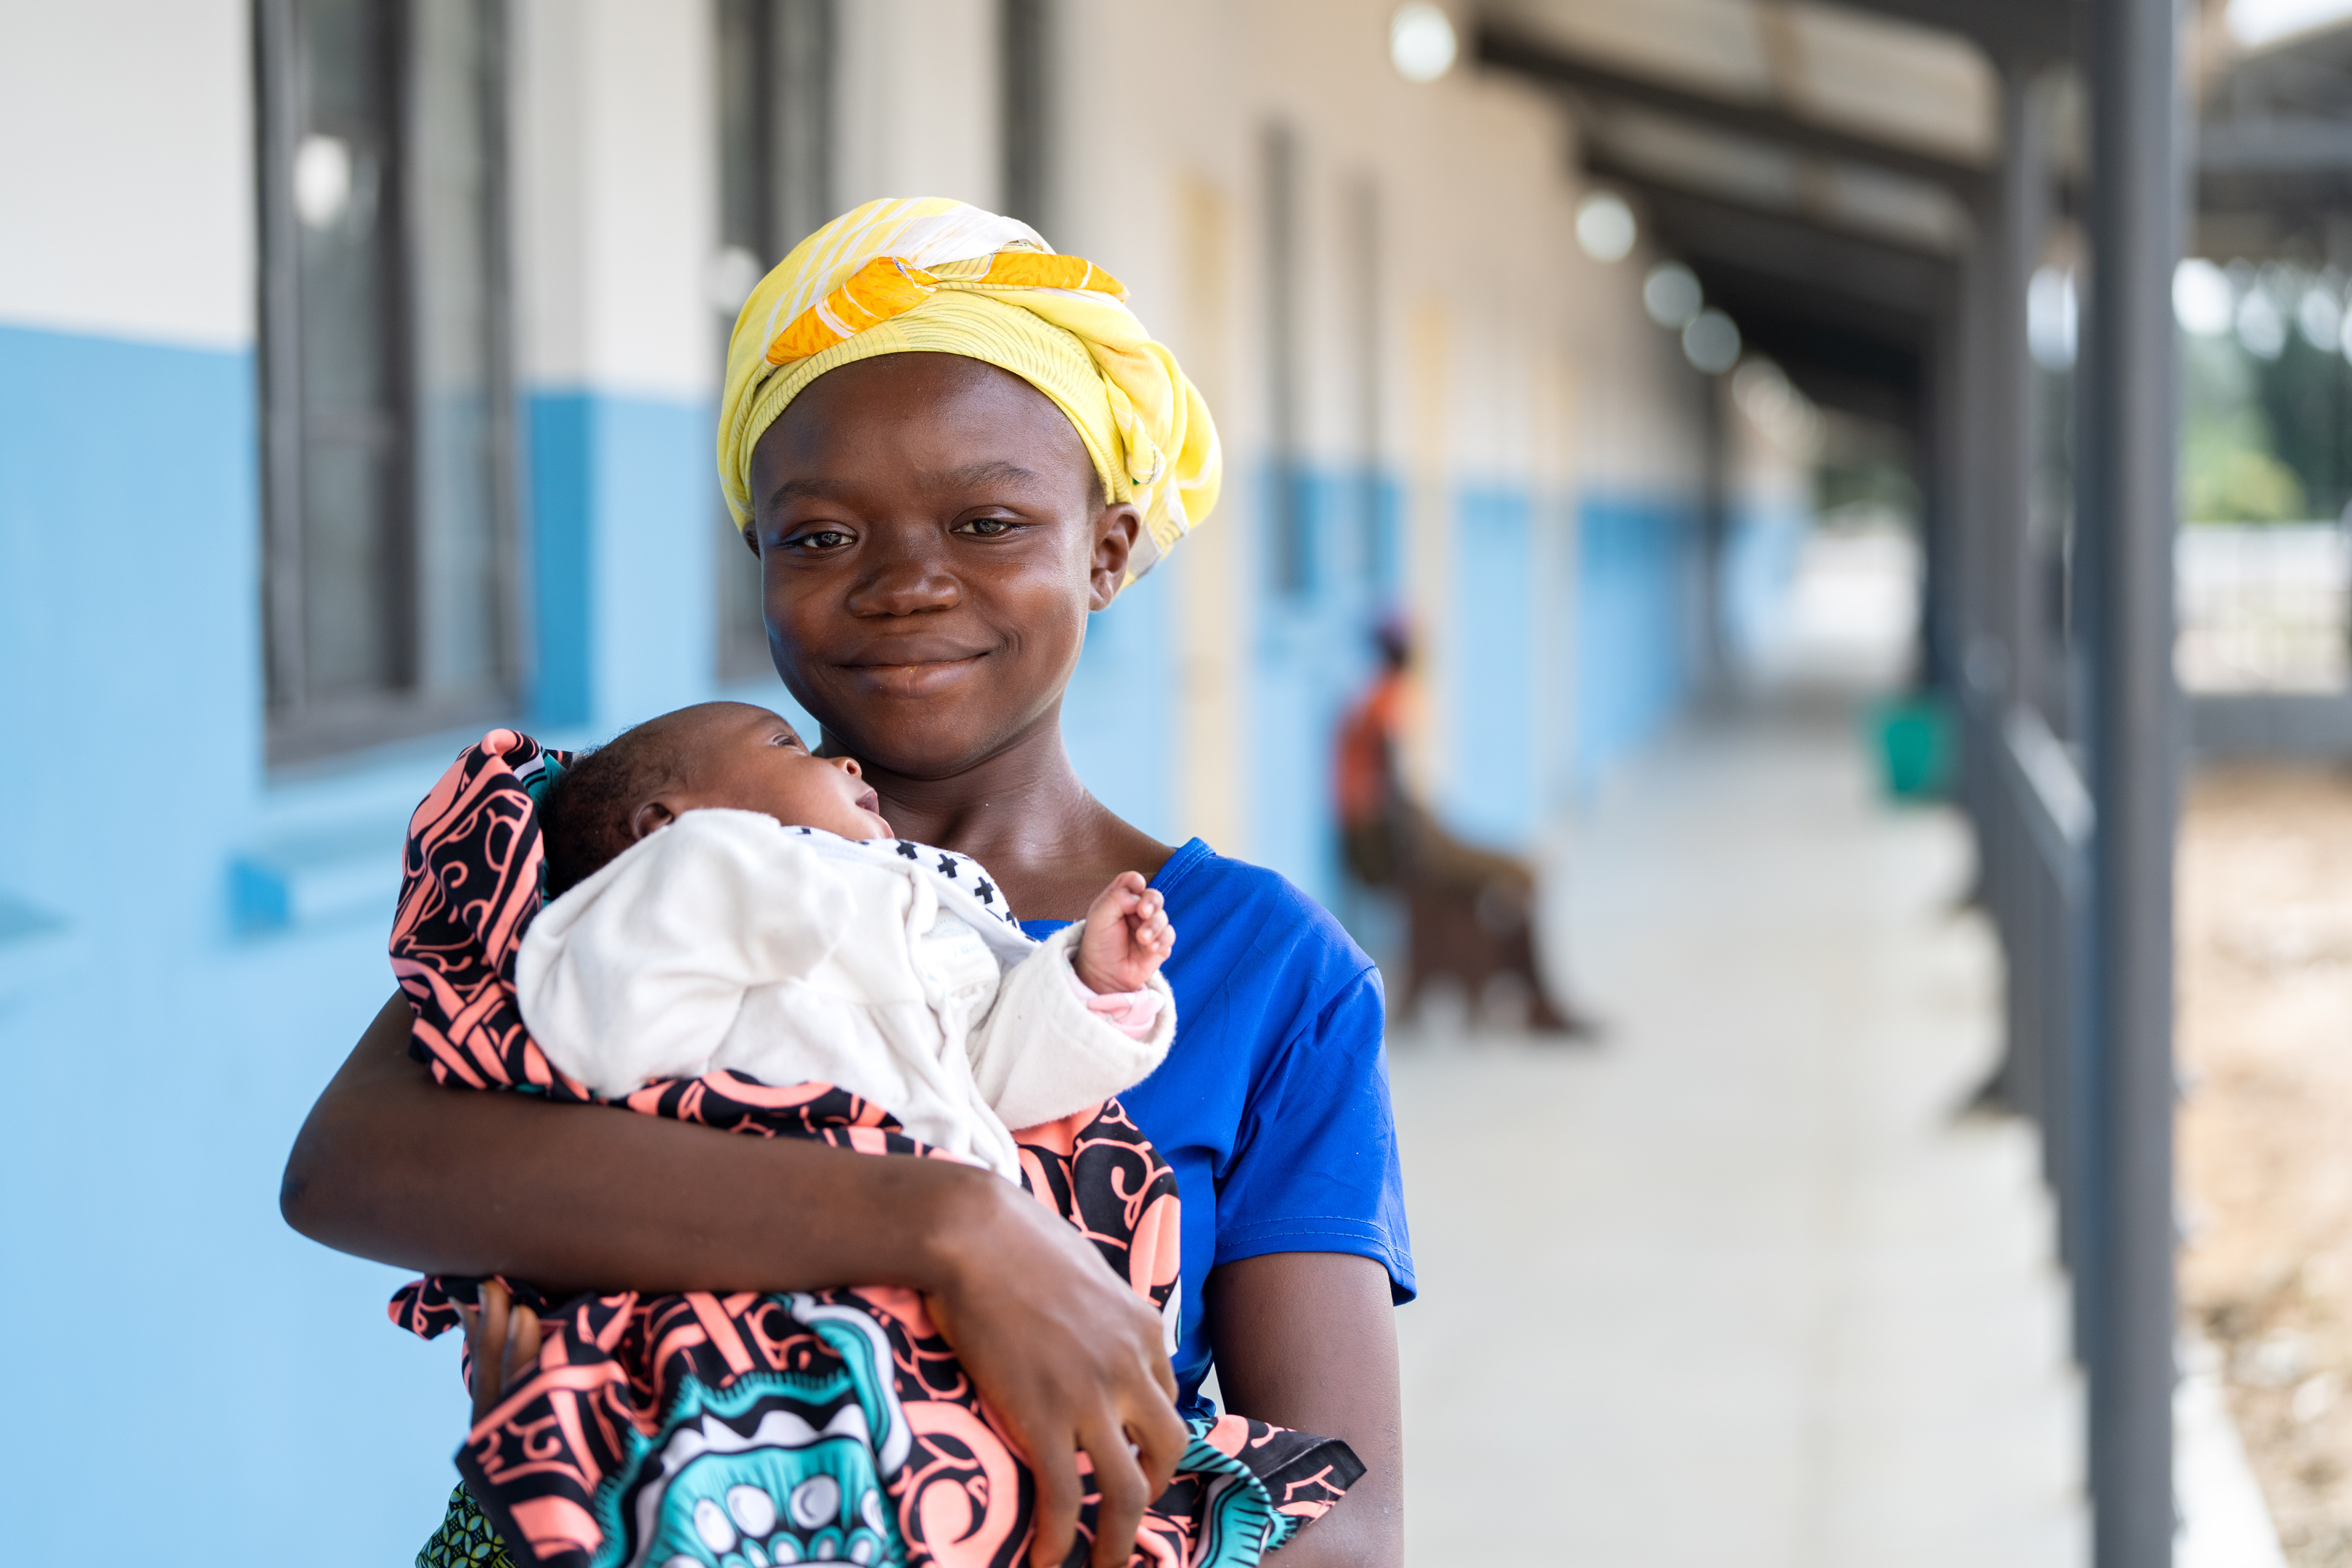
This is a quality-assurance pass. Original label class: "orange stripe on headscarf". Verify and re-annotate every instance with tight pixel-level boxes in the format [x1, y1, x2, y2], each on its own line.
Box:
[765, 252, 1127, 367]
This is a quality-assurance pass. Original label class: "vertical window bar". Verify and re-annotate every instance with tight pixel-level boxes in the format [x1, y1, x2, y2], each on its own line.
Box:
[1346, 174, 1382, 586]
[1000, 0, 1048, 234]
[256, 0, 308, 711]
[716, 0, 834, 684]
[1263, 121, 1306, 596]
[772, 0, 834, 255]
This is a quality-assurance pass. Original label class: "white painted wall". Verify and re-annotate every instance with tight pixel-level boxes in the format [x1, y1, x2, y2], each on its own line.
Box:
[515, 0, 717, 398]
[832, 0, 1002, 212]
[0, 0, 255, 348]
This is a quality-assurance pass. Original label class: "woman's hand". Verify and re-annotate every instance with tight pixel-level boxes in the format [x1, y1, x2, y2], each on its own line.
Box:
[923, 1175, 1189, 1568]
[281, 993, 1184, 1568]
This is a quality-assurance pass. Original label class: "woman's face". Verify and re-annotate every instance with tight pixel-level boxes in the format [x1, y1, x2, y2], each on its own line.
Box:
[746, 353, 1139, 780]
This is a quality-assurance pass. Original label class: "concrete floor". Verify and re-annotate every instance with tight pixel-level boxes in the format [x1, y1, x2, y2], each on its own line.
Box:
[1387, 697, 2089, 1567]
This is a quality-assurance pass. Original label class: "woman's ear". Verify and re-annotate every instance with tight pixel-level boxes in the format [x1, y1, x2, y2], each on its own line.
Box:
[1089, 503, 1143, 611]
[627, 801, 678, 843]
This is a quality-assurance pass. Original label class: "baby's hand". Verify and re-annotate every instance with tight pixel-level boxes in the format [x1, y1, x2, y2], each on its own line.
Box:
[1074, 871, 1175, 996]
[458, 1278, 542, 1426]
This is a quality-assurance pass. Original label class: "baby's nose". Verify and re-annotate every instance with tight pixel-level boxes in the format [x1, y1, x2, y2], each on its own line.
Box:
[832, 756, 862, 779]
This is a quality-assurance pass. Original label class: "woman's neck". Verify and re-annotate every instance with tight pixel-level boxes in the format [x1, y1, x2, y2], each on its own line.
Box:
[845, 716, 1172, 922]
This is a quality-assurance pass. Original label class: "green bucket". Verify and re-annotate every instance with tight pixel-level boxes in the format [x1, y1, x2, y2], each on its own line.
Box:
[1868, 695, 1956, 800]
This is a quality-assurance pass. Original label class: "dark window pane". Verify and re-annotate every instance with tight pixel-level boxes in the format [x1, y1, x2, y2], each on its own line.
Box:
[411, 0, 506, 695]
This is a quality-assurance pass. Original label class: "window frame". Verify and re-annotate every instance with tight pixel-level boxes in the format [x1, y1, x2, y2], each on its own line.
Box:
[714, 0, 835, 685]
[254, 0, 520, 766]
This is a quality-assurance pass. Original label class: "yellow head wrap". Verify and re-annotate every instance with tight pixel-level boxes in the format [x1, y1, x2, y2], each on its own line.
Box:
[719, 197, 1220, 580]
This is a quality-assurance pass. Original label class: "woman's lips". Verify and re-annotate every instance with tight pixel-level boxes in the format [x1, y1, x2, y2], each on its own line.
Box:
[837, 650, 988, 697]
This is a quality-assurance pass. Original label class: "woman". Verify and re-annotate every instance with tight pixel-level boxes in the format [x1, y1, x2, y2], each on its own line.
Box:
[282, 200, 1409, 1568]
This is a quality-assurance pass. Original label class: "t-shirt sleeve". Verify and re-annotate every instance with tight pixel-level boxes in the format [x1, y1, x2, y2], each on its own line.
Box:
[1212, 965, 1416, 1302]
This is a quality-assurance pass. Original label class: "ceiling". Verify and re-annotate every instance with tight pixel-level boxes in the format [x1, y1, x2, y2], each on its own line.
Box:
[1473, 0, 2033, 423]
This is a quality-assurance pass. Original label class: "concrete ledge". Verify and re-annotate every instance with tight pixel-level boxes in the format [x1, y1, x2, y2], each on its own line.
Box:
[229, 820, 410, 936]
[2190, 693, 2352, 759]
[0, 891, 80, 1010]
[2178, 1336, 2287, 1568]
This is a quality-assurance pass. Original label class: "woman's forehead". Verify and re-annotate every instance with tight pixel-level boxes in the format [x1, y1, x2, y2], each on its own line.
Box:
[753, 353, 1093, 494]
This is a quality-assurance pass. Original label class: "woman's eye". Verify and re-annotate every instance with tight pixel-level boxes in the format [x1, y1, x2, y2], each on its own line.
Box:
[787, 528, 852, 551]
[958, 516, 1016, 537]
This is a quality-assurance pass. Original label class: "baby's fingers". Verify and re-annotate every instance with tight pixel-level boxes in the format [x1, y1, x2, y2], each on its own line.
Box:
[502, 1305, 543, 1397]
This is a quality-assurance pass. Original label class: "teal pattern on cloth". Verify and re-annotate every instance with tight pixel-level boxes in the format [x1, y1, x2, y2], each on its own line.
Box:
[417, 1416, 1310, 1567]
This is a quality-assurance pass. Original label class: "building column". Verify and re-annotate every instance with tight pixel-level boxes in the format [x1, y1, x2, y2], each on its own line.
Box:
[2078, 0, 2183, 1559]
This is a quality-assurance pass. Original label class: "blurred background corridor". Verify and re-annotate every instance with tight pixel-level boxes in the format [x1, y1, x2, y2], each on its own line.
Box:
[15, 0, 2352, 1562]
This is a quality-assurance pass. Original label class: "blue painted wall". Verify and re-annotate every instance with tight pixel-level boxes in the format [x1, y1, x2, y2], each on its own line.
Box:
[0, 323, 471, 1555]
[1442, 485, 1539, 847]
[1574, 492, 1702, 790]
[530, 389, 719, 734]
[1247, 465, 1395, 903]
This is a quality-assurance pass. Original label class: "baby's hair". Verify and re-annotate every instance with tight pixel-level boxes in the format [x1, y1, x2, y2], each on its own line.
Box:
[539, 718, 687, 897]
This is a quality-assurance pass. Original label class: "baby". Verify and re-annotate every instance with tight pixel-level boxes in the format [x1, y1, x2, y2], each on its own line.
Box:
[519, 699, 1179, 1180]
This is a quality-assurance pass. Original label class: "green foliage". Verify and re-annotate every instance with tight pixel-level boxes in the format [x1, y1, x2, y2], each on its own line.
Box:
[1815, 454, 1919, 521]
[2177, 270, 2348, 523]
[2183, 408, 2309, 523]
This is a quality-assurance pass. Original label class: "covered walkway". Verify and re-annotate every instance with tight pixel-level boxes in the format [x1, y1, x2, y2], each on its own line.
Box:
[1392, 688, 2088, 1564]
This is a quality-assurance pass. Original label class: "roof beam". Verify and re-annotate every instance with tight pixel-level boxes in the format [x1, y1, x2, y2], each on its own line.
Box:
[1477, 21, 1994, 207]
[2197, 115, 2352, 173]
[1588, 155, 1957, 321]
[1585, 141, 1964, 262]
[1815, 0, 2077, 66]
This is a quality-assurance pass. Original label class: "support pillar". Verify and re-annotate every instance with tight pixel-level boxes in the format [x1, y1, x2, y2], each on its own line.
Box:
[2078, 0, 2183, 1560]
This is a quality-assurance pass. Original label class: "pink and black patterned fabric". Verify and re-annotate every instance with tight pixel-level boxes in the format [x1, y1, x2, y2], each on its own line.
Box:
[387, 731, 1360, 1568]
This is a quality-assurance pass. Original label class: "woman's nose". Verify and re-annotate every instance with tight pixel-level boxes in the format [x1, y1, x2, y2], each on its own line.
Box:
[844, 528, 959, 616]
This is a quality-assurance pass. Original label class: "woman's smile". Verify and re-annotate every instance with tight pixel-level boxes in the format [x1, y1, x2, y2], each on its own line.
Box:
[842, 653, 989, 699]
[836, 634, 997, 698]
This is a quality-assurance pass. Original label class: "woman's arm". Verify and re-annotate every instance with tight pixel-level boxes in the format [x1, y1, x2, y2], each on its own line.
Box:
[1206, 1252, 1403, 1568]
[282, 992, 1185, 1568]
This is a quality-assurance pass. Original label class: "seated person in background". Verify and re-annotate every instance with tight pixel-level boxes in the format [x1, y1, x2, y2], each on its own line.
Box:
[1335, 616, 1596, 1038]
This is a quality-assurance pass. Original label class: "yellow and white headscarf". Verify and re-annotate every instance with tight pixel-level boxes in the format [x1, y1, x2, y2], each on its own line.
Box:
[719, 197, 1220, 581]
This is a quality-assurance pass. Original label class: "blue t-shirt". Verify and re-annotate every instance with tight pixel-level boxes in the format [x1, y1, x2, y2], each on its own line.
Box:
[1021, 838, 1414, 1414]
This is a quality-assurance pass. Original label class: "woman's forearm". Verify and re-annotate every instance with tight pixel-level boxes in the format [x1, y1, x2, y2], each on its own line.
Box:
[285, 992, 1191, 1568]
[279, 991, 995, 1293]
[1206, 1252, 1404, 1568]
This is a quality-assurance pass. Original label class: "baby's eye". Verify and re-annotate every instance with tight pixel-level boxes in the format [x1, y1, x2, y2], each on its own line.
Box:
[957, 516, 1017, 537]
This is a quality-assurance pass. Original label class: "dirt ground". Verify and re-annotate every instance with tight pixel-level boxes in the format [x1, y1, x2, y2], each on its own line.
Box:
[2180, 765, 2352, 1564]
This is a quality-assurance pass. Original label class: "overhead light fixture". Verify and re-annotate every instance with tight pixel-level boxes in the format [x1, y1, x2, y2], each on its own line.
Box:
[2028, 266, 2079, 369]
[1642, 262, 1702, 328]
[2172, 258, 2233, 337]
[1389, 4, 1457, 83]
[1575, 191, 1636, 263]
[1683, 309, 1741, 375]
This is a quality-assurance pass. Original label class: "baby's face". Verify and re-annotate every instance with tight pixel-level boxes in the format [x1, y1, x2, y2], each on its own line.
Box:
[674, 704, 894, 841]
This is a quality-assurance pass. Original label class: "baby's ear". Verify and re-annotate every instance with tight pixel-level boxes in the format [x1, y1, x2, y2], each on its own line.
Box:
[626, 800, 677, 843]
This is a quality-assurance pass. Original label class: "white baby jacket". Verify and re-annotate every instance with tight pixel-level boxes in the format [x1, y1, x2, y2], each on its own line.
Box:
[514, 809, 1177, 1180]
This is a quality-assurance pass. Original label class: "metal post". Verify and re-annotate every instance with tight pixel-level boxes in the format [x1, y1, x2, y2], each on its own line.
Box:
[1993, 64, 2051, 722]
[1979, 60, 2055, 1116]
[2079, 0, 2182, 1559]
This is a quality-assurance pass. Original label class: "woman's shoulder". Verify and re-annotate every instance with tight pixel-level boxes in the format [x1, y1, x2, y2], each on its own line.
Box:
[1153, 840, 1380, 1026]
